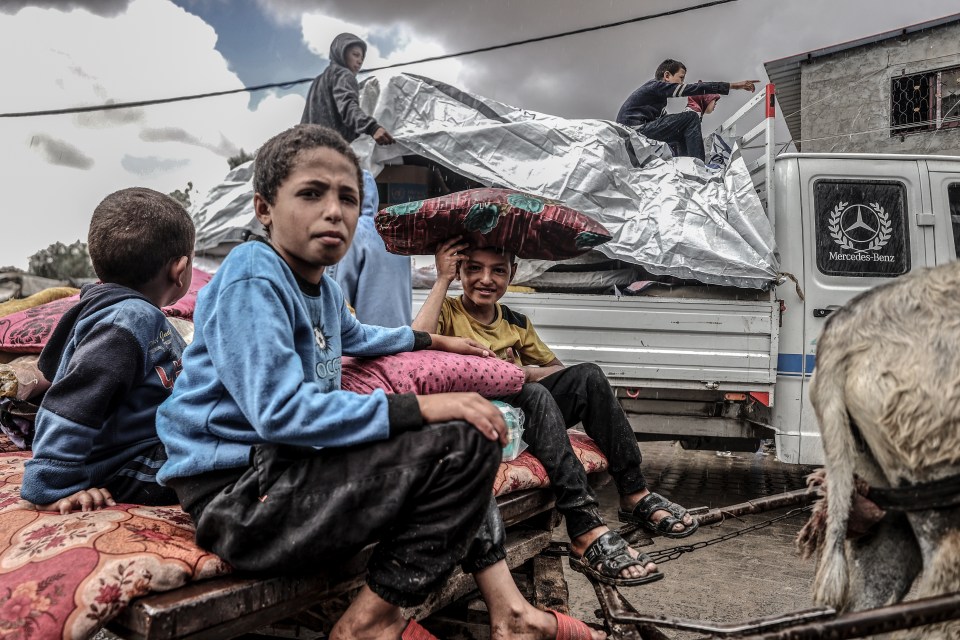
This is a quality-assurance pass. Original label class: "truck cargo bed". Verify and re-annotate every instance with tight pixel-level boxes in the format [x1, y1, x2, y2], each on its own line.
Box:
[414, 290, 779, 396]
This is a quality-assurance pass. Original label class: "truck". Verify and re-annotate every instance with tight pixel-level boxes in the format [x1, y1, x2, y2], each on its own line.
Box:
[412, 85, 960, 465]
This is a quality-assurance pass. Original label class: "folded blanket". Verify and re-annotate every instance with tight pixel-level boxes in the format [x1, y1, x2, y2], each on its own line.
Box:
[0, 270, 211, 355]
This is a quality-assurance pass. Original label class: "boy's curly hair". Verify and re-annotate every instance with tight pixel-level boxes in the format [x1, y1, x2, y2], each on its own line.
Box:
[253, 124, 364, 208]
[88, 187, 195, 288]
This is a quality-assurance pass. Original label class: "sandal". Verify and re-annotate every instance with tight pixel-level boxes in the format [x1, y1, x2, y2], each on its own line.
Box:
[568, 530, 664, 587]
[618, 492, 700, 539]
[549, 609, 598, 639]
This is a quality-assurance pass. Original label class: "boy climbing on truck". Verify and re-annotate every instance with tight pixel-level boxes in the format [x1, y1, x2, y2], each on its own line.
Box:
[414, 239, 701, 587]
[616, 58, 757, 161]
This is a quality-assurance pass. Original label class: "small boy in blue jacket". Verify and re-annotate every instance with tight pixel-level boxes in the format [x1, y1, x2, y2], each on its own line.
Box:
[20, 187, 195, 513]
[156, 125, 601, 640]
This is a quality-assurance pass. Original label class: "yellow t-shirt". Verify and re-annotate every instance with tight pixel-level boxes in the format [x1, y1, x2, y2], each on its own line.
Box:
[437, 296, 557, 367]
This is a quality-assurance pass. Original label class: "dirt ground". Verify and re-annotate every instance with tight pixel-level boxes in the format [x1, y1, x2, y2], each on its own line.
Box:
[561, 440, 818, 638]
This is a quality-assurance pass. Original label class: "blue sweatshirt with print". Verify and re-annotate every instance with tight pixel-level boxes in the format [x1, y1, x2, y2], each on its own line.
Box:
[22, 284, 184, 504]
[156, 240, 426, 484]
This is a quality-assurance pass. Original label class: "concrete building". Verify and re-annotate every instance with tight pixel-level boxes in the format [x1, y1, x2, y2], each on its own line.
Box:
[765, 14, 960, 154]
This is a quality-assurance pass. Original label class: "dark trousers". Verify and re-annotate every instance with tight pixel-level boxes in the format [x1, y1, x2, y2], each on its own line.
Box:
[637, 110, 705, 161]
[173, 422, 504, 608]
[107, 441, 179, 505]
[501, 363, 647, 539]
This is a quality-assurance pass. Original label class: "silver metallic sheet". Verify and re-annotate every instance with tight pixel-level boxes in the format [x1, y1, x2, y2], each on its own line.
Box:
[192, 74, 779, 288]
[191, 160, 262, 256]
[359, 74, 779, 288]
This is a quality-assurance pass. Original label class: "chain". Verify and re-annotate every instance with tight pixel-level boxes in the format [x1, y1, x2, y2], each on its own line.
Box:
[645, 505, 813, 565]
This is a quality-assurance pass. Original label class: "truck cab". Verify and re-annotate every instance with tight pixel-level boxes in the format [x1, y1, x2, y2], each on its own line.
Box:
[772, 154, 960, 463]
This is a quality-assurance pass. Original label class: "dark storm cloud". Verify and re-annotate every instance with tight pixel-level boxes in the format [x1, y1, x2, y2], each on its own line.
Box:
[29, 134, 94, 169]
[75, 104, 145, 127]
[0, 0, 131, 16]
[259, 0, 960, 128]
[140, 127, 239, 157]
[121, 154, 189, 175]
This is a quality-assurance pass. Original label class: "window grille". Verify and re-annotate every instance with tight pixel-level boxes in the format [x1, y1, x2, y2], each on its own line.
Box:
[890, 65, 960, 135]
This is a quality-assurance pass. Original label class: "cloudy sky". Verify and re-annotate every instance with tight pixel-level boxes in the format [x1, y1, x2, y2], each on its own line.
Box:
[1, 0, 958, 270]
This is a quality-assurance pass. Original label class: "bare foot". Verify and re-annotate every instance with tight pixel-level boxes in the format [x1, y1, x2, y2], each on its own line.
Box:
[489, 602, 605, 639]
[621, 490, 695, 534]
[328, 586, 406, 640]
[570, 526, 657, 581]
[476, 561, 605, 639]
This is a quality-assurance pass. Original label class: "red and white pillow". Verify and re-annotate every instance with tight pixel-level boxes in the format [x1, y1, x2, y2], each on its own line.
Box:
[375, 188, 611, 261]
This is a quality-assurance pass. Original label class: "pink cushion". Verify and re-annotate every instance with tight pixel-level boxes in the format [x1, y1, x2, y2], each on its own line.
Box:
[0, 268, 211, 354]
[341, 351, 524, 397]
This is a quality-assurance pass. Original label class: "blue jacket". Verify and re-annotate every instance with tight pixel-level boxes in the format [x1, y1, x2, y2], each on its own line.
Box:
[22, 284, 184, 504]
[328, 170, 413, 328]
[156, 240, 425, 484]
[616, 79, 730, 127]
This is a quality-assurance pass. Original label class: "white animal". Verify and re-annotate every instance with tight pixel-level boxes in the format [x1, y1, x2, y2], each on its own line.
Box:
[808, 261, 960, 639]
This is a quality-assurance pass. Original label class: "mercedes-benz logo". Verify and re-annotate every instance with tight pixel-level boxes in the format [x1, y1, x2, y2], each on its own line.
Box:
[838, 204, 880, 244]
[828, 201, 892, 253]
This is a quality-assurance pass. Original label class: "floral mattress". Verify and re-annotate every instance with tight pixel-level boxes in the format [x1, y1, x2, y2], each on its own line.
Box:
[0, 432, 606, 639]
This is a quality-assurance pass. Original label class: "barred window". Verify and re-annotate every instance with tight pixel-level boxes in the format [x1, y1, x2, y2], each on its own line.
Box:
[891, 65, 960, 135]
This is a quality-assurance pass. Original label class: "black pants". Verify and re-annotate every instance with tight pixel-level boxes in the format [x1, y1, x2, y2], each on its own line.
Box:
[107, 440, 179, 505]
[501, 363, 647, 539]
[637, 110, 705, 161]
[171, 422, 504, 608]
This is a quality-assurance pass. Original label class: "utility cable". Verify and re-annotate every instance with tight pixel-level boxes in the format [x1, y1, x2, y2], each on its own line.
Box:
[0, 0, 738, 118]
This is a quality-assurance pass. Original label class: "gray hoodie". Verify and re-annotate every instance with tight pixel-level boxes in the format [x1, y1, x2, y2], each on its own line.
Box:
[300, 33, 380, 142]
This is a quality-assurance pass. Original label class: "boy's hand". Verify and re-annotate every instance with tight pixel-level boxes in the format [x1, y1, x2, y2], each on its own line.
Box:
[731, 80, 760, 92]
[430, 335, 493, 358]
[18, 487, 117, 515]
[372, 127, 395, 145]
[417, 392, 508, 445]
[435, 237, 469, 284]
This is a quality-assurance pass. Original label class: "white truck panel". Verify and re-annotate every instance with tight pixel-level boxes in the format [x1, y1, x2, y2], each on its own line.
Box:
[413, 290, 779, 393]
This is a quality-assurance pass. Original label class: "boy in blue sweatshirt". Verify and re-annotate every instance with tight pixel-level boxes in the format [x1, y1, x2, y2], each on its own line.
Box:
[156, 125, 601, 640]
[20, 187, 195, 513]
[616, 58, 757, 161]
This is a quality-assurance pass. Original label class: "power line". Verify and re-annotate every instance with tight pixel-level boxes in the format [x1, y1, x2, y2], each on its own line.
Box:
[0, 0, 738, 119]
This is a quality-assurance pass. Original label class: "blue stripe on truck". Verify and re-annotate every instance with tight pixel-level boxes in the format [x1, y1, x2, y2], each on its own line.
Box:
[777, 353, 816, 378]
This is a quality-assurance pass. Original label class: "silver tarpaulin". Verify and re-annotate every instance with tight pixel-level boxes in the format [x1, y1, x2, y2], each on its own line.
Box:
[356, 74, 779, 289]
[192, 73, 779, 288]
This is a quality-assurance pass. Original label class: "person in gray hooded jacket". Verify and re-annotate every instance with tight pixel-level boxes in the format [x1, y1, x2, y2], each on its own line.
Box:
[301, 33, 395, 146]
